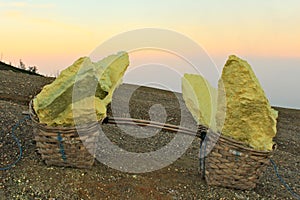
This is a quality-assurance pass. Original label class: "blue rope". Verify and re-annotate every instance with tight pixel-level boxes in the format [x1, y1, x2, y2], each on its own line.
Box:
[0, 115, 29, 171]
[57, 132, 67, 161]
[270, 158, 300, 200]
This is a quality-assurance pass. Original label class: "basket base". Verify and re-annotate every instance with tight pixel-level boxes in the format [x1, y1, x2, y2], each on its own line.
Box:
[44, 159, 95, 169]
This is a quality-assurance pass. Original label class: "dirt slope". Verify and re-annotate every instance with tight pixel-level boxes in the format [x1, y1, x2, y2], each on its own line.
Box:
[0, 70, 299, 199]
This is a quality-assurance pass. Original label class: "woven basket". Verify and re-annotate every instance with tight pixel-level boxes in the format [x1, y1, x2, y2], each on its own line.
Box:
[29, 100, 99, 168]
[199, 129, 275, 190]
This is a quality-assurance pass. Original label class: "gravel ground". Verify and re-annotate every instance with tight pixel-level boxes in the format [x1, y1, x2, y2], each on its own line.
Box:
[0, 70, 54, 104]
[0, 70, 299, 199]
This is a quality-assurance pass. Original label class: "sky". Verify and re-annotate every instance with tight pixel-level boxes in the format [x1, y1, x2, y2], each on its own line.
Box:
[0, 0, 299, 109]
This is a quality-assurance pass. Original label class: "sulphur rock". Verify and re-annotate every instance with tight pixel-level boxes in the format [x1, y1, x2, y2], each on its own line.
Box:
[217, 55, 278, 151]
[33, 51, 129, 126]
[182, 74, 217, 130]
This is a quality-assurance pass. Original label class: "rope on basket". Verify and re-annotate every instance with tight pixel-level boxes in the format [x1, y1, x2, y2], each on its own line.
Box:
[57, 132, 67, 162]
[199, 134, 207, 179]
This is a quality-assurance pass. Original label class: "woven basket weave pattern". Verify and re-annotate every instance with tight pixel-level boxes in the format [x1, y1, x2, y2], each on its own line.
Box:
[200, 130, 274, 190]
[29, 101, 99, 168]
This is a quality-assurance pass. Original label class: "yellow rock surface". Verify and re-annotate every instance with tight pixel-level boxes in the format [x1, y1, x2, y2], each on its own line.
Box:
[182, 74, 217, 130]
[217, 55, 278, 151]
[182, 55, 278, 151]
[33, 51, 129, 126]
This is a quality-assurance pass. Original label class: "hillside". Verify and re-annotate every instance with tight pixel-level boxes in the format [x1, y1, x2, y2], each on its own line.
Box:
[0, 68, 54, 104]
[0, 70, 299, 199]
[0, 61, 42, 76]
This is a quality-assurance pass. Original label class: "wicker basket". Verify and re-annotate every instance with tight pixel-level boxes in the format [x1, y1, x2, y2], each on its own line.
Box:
[29, 100, 99, 168]
[199, 129, 275, 190]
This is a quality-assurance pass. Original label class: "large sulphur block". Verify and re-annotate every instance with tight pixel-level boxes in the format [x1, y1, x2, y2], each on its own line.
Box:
[182, 74, 217, 130]
[33, 51, 129, 126]
[217, 55, 278, 151]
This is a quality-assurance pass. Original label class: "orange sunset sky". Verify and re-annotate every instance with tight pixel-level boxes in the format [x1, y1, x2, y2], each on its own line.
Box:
[0, 0, 299, 108]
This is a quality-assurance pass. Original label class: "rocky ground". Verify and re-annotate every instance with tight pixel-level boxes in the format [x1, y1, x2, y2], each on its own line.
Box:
[0, 70, 299, 199]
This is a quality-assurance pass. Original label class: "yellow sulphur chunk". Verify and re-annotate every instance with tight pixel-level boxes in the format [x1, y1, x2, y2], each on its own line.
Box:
[182, 74, 217, 130]
[217, 55, 278, 151]
[33, 51, 129, 126]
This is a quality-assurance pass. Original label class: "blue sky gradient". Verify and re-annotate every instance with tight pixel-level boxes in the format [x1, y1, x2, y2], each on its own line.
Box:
[0, 0, 299, 108]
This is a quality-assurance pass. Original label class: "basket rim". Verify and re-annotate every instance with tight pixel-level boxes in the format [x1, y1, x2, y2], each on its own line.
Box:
[204, 129, 276, 154]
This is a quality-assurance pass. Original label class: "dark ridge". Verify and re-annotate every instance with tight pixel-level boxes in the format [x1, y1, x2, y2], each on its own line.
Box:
[0, 61, 43, 76]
